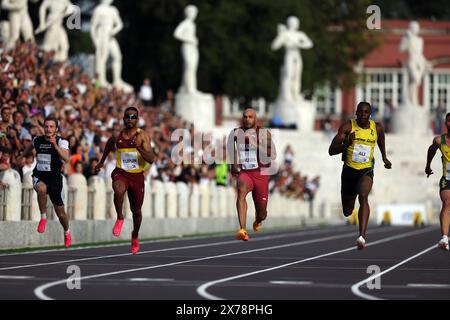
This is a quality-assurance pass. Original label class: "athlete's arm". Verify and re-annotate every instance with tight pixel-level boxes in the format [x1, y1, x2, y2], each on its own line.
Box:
[50, 136, 69, 162]
[226, 128, 239, 176]
[259, 129, 277, 163]
[376, 122, 392, 169]
[136, 131, 155, 164]
[425, 136, 440, 178]
[95, 136, 116, 172]
[328, 121, 352, 156]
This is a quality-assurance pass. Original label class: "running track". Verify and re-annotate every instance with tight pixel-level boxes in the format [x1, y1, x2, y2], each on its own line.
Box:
[0, 224, 448, 300]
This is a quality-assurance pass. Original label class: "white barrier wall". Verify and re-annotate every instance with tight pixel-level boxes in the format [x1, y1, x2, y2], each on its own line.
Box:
[0, 169, 22, 221]
[199, 184, 210, 218]
[68, 173, 88, 220]
[23, 171, 40, 221]
[142, 180, 152, 218]
[190, 184, 200, 218]
[152, 180, 165, 218]
[4, 170, 314, 225]
[165, 182, 178, 218]
[177, 182, 189, 218]
[88, 176, 106, 220]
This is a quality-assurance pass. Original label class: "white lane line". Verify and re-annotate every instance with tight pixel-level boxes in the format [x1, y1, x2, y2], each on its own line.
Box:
[0, 226, 360, 271]
[196, 227, 435, 300]
[0, 275, 34, 279]
[407, 283, 450, 289]
[33, 227, 421, 300]
[128, 278, 174, 282]
[0, 225, 353, 257]
[351, 244, 437, 300]
[270, 281, 313, 285]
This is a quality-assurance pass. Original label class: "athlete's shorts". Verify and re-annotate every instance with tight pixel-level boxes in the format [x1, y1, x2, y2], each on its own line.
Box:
[439, 177, 450, 193]
[32, 175, 64, 206]
[111, 168, 145, 211]
[237, 169, 269, 206]
[341, 164, 374, 197]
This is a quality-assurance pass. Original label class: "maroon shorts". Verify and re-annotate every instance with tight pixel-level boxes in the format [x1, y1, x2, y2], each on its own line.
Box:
[111, 168, 145, 211]
[237, 169, 269, 205]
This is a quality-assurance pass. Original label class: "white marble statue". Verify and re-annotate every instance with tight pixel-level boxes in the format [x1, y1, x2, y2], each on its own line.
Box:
[1, 0, 37, 50]
[35, 0, 75, 62]
[271, 16, 313, 102]
[90, 0, 132, 93]
[173, 5, 199, 94]
[399, 21, 431, 106]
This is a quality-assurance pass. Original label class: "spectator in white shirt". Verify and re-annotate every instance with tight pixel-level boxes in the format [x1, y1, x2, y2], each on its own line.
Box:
[139, 78, 153, 107]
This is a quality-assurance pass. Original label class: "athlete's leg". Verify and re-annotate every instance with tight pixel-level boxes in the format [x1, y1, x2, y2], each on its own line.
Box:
[33, 181, 48, 216]
[341, 194, 357, 217]
[252, 174, 269, 229]
[112, 180, 127, 220]
[236, 174, 252, 230]
[53, 205, 69, 232]
[439, 190, 450, 237]
[341, 166, 357, 217]
[128, 180, 144, 239]
[356, 175, 373, 238]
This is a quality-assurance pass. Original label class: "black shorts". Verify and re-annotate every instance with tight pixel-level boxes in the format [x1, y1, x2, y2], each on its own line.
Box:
[32, 175, 64, 206]
[439, 177, 450, 193]
[341, 165, 374, 197]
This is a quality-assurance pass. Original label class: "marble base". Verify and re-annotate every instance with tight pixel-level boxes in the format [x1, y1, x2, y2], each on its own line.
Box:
[175, 92, 215, 131]
[272, 98, 316, 132]
[391, 104, 431, 135]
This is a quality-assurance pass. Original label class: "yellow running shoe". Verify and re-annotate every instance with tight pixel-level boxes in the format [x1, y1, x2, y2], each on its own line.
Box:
[236, 228, 249, 241]
[253, 220, 262, 232]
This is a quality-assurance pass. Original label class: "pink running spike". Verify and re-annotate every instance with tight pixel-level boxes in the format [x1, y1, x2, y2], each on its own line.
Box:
[37, 218, 47, 233]
[64, 232, 72, 248]
[131, 236, 139, 254]
[112, 219, 124, 237]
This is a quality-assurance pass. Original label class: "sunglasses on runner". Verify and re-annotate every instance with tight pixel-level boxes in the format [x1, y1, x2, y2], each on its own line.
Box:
[124, 114, 138, 120]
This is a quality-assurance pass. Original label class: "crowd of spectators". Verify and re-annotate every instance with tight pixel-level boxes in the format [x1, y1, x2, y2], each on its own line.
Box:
[0, 40, 319, 202]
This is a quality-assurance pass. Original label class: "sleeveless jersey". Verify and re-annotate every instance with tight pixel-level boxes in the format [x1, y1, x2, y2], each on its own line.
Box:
[32, 135, 69, 180]
[439, 134, 450, 180]
[344, 119, 378, 170]
[235, 126, 269, 171]
[115, 128, 146, 173]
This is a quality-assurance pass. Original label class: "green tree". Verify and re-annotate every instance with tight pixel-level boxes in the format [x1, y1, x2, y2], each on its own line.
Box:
[71, 0, 381, 101]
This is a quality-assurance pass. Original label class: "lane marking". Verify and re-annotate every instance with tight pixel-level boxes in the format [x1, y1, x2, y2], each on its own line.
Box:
[128, 278, 174, 282]
[0, 226, 362, 272]
[407, 283, 450, 289]
[0, 225, 352, 257]
[351, 244, 437, 300]
[34, 227, 426, 300]
[197, 227, 436, 300]
[270, 281, 313, 285]
[0, 275, 34, 279]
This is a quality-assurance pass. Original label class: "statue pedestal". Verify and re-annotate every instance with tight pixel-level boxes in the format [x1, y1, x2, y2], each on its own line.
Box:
[175, 92, 215, 131]
[271, 97, 316, 132]
[392, 104, 430, 135]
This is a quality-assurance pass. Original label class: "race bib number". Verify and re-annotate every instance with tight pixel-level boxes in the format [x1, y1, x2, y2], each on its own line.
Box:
[121, 152, 139, 171]
[239, 147, 259, 170]
[36, 153, 51, 171]
[352, 144, 371, 163]
[446, 163, 450, 180]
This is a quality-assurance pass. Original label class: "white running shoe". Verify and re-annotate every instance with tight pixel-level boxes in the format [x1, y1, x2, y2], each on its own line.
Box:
[356, 236, 366, 250]
[438, 238, 449, 251]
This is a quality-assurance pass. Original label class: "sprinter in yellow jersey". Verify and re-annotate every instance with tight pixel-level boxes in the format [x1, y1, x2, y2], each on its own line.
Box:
[328, 102, 392, 249]
[425, 112, 450, 251]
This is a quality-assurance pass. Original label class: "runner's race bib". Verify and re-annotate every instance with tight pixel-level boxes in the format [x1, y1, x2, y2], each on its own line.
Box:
[352, 144, 371, 163]
[121, 152, 139, 171]
[239, 146, 259, 170]
[36, 153, 51, 171]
